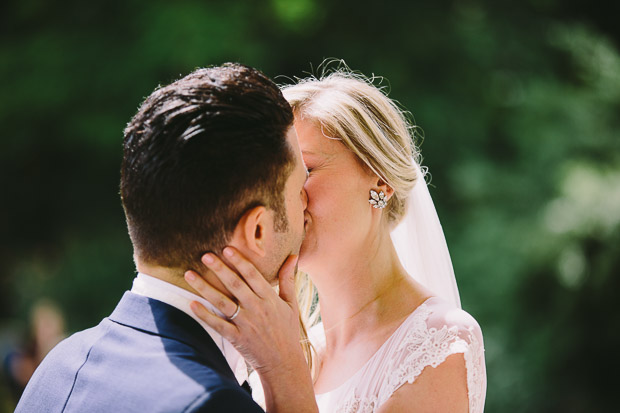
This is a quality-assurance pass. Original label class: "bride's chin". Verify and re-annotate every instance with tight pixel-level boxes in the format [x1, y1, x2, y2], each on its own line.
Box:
[298, 244, 314, 268]
[300, 231, 326, 268]
[298, 247, 323, 274]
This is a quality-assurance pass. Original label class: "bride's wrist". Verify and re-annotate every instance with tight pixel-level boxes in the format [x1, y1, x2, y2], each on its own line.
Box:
[256, 351, 306, 381]
[259, 367, 317, 413]
[257, 347, 316, 412]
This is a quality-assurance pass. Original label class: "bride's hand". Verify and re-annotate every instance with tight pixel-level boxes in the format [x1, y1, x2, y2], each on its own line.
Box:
[184, 247, 302, 374]
[184, 247, 317, 413]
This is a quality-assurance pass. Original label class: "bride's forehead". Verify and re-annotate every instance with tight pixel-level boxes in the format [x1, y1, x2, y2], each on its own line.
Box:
[302, 142, 352, 163]
[300, 133, 348, 155]
[295, 118, 361, 161]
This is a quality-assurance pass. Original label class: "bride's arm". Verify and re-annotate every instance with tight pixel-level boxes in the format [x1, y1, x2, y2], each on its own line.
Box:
[184, 247, 318, 413]
[376, 353, 469, 413]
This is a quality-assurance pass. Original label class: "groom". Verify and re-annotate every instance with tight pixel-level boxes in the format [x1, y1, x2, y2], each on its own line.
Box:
[15, 64, 311, 412]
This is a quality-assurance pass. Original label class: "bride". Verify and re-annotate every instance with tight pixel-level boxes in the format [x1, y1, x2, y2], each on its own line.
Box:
[185, 68, 486, 412]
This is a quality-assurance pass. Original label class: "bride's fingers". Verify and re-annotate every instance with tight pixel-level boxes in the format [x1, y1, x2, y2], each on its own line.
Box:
[201, 253, 256, 304]
[278, 255, 299, 306]
[184, 270, 239, 319]
[221, 247, 273, 299]
[189, 301, 239, 341]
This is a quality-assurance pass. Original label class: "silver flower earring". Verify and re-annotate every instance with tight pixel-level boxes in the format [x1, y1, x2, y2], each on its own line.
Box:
[369, 189, 387, 209]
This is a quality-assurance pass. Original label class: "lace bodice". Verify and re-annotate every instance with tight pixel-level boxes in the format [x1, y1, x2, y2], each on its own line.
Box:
[249, 297, 486, 412]
[312, 297, 486, 413]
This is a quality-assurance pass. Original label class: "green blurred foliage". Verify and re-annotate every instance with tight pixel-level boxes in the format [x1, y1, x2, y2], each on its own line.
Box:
[1, 0, 619, 411]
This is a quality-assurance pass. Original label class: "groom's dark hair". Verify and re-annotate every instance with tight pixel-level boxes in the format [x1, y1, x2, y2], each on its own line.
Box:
[121, 63, 294, 269]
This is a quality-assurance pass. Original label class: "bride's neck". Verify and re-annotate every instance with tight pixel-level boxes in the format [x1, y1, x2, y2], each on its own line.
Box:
[311, 229, 411, 347]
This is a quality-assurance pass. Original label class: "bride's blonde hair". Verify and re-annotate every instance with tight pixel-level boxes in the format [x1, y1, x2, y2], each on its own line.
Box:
[283, 61, 422, 379]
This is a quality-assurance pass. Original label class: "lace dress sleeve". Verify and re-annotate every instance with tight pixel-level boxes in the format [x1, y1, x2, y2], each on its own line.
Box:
[378, 301, 486, 412]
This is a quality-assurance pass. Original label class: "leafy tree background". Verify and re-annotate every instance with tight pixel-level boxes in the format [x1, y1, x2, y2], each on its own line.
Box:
[1, 0, 619, 411]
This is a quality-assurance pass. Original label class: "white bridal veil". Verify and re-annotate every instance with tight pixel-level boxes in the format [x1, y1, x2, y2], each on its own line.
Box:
[390, 162, 462, 309]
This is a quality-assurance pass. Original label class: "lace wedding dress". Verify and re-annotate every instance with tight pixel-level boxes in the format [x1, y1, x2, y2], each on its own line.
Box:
[314, 296, 485, 412]
[250, 296, 486, 412]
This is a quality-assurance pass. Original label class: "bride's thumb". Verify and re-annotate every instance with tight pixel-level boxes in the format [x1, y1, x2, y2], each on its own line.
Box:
[278, 254, 298, 304]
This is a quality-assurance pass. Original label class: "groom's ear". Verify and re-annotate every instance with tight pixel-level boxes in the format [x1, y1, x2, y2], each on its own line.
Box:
[230, 206, 268, 258]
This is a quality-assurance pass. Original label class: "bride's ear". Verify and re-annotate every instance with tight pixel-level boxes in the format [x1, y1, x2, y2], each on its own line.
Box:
[376, 177, 394, 200]
[230, 206, 268, 258]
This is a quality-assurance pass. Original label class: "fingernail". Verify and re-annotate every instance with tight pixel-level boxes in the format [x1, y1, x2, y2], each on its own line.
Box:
[185, 272, 196, 281]
[203, 254, 214, 264]
[223, 247, 233, 257]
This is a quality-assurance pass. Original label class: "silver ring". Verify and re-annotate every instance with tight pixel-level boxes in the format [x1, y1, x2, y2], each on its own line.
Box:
[228, 304, 241, 321]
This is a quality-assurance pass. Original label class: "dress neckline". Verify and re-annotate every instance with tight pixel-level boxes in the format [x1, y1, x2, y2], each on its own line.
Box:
[314, 296, 438, 397]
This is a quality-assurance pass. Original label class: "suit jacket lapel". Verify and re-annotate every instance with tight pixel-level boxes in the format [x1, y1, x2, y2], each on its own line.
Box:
[108, 291, 237, 382]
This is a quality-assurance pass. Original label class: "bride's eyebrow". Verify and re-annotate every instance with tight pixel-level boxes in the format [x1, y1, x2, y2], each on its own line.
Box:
[302, 150, 334, 159]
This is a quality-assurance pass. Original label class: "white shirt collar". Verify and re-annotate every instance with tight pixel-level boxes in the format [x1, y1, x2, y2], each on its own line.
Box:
[131, 272, 247, 384]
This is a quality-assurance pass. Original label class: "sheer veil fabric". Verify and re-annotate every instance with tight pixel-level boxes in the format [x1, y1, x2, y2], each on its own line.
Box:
[390, 161, 462, 309]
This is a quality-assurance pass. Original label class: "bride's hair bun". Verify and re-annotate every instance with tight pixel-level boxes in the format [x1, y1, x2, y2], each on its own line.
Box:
[282, 61, 421, 226]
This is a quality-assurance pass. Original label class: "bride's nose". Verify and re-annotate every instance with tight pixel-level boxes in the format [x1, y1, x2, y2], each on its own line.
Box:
[302, 187, 309, 211]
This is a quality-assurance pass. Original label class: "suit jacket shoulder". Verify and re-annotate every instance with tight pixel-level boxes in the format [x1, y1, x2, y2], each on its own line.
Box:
[16, 292, 263, 413]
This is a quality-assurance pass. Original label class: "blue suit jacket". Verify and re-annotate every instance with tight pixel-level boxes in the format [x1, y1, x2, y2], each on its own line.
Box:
[15, 291, 264, 412]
